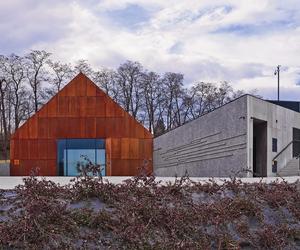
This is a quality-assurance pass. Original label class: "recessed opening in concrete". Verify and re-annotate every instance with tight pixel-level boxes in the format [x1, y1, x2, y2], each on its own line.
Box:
[253, 119, 267, 177]
[293, 128, 300, 157]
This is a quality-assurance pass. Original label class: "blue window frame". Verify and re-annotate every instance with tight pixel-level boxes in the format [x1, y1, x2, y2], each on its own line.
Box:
[57, 139, 105, 176]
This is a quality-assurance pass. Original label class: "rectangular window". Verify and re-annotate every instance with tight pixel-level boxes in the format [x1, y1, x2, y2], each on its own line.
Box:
[272, 138, 277, 152]
[272, 160, 277, 173]
[57, 139, 105, 176]
[293, 128, 300, 157]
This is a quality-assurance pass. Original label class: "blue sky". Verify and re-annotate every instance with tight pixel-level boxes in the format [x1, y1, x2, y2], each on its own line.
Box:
[1, 0, 300, 100]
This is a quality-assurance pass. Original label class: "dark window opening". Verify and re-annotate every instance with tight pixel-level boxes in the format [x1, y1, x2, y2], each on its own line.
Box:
[272, 138, 277, 152]
[272, 160, 277, 173]
[293, 128, 300, 157]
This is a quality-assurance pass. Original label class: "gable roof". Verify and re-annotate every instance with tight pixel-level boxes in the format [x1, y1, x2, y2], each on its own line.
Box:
[11, 73, 152, 140]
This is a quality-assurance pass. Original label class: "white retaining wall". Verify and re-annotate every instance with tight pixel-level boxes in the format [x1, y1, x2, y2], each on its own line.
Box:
[0, 176, 299, 189]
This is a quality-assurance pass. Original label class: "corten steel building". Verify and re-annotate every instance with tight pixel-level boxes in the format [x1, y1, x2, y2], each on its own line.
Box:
[10, 73, 153, 176]
[154, 95, 300, 178]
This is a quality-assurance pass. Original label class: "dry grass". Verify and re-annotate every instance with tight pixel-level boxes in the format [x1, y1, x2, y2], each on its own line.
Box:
[0, 171, 299, 249]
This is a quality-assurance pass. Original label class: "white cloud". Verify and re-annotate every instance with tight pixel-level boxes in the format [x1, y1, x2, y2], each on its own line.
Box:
[0, 0, 300, 100]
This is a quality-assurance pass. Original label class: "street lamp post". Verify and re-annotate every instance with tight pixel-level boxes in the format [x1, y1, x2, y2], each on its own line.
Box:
[274, 65, 281, 101]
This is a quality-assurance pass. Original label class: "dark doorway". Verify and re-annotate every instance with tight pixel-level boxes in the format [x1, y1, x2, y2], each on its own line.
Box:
[253, 119, 267, 177]
[293, 128, 300, 157]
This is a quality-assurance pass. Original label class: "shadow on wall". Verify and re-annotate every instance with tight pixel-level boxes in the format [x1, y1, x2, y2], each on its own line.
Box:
[0, 161, 10, 176]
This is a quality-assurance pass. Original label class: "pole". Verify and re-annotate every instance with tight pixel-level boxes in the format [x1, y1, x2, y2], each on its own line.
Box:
[277, 65, 280, 101]
[274, 65, 280, 101]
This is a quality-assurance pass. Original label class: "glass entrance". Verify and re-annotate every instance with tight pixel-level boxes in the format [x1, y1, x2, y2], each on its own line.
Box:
[57, 139, 105, 176]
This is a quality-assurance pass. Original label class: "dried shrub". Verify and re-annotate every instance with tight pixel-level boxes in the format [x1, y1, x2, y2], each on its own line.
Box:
[0, 170, 299, 249]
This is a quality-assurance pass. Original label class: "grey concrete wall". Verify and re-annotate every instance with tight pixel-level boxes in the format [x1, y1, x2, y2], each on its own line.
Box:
[0, 163, 10, 176]
[154, 96, 248, 177]
[247, 96, 300, 177]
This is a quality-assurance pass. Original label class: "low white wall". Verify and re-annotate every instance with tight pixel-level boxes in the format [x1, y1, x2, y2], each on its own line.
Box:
[0, 176, 299, 190]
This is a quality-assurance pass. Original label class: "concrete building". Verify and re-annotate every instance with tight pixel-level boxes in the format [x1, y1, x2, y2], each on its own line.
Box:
[154, 95, 300, 177]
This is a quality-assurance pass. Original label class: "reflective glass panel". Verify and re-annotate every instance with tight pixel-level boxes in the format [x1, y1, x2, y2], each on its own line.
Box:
[57, 139, 105, 176]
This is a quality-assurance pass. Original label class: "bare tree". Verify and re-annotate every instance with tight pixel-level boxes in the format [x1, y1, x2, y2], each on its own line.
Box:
[0, 77, 9, 159]
[188, 82, 216, 118]
[161, 72, 184, 129]
[154, 117, 166, 136]
[0, 54, 28, 129]
[25, 50, 51, 112]
[47, 60, 73, 94]
[141, 71, 163, 133]
[116, 61, 143, 119]
[74, 60, 94, 78]
[93, 68, 118, 99]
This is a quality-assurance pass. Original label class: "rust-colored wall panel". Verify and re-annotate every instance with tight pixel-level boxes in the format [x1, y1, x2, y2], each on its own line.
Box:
[121, 138, 130, 159]
[79, 97, 87, 117]
[113, 118, 124, 138]
[138, 139, 151, 160]
[38, 118, 49, 139]
[58, 96, 69, 117]
[96, 118, 106, 138]
[19, 140, 28, 159]
[129, 138, 139, 160]
[46, 160, 57, 176]
[69, 118, 85, 138]
[111, 159, 142, 176]
[28, 140, 39, 160]
[105, 118, 116, 135]
[11, 130, 19, 140]
[10, 163, 22, 175]
[144, 128, 153, 139]
[38, 105, 48, 117]
[123, 115, 131, 138]
[69, 97, 79, 117]
[85, 117, 96, 138]
[76, 75, 87, 96]
[115, 105, 125, 118]
[68, 118, 78, 138]
[96, 88, 105, 97]
[19, 160, 30, 175]
[38, 140, 48, 160]
[111, 138, 121, 159]
[86, 97, 96, 117]
[87, 80, 97, 96]
[110, 159, 127, 175]
[47, 140, 56, 160]
[105, 98, 116, 117]
[10, 140, 19, 159]
[19, 122, 29, 139]
[36, 160, 48, 175]
[47, 96, 57, 117]
[144, 139, 153, 159]
[57, 118, 69, 138]
[129, 117, 145, 138]
[28, 116, 38, 139]
[48, 118, 58, 138]
[10, 73, 153, 176]
[95, 97, 106, 117]
[10, 140, 15, 159]
[65, 81, 76, 96]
